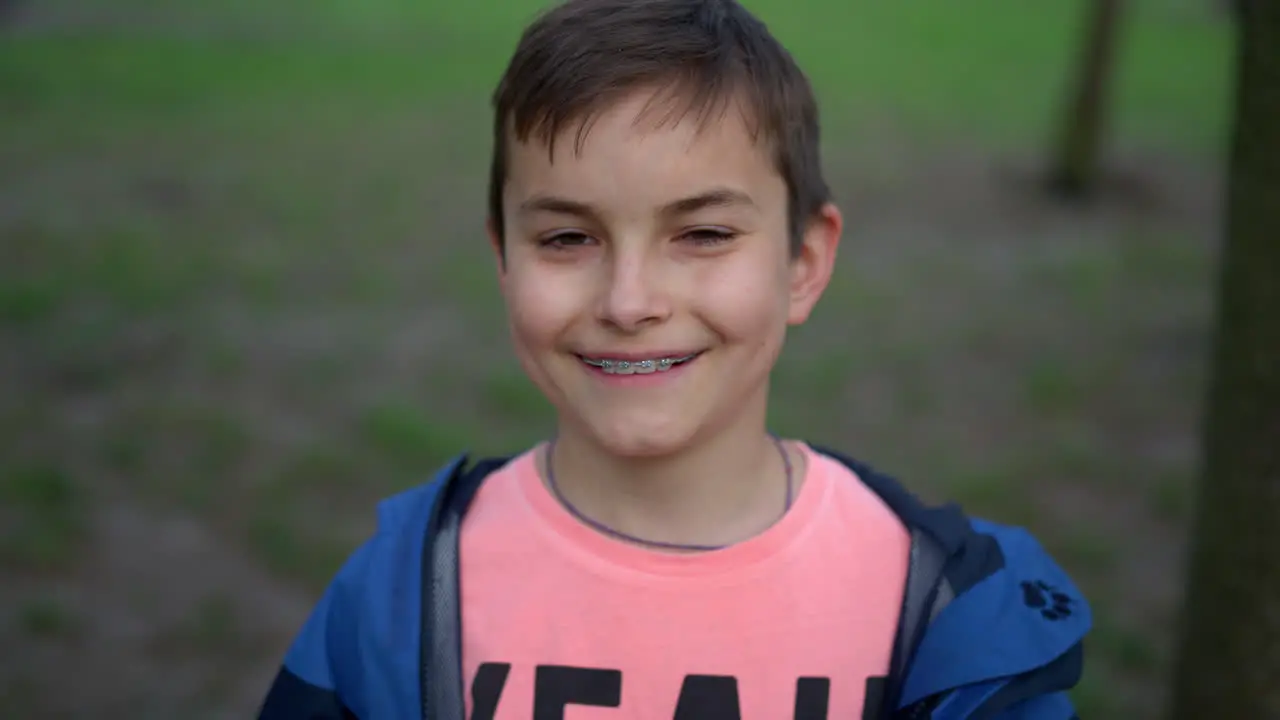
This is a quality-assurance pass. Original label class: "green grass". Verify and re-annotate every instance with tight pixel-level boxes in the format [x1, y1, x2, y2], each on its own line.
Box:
[0, 465, 85, 571]
[0, 0, 1230, 147]
[0, 0, 1224, 716]
[480, 370, 554, 422]
[358, 400, 475, 471]
[1149, 468, 1195, 522]
[17, 597, 80, 640]
[942, 463, 1041, 528]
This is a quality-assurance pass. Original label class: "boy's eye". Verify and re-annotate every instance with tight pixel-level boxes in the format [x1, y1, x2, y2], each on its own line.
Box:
[540, 231, 595, 249]
[538, 228, 736, 249]
[680, 228, 737, 246]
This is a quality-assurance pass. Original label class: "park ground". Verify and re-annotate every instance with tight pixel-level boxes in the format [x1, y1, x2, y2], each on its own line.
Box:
[0, 0, 1232, 717]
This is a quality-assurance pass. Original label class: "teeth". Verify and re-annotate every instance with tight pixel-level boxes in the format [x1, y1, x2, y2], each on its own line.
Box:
[584, 354, 696, 374]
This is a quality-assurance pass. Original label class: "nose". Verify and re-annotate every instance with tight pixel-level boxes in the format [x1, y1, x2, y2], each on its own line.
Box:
[596, 246, 671, 332]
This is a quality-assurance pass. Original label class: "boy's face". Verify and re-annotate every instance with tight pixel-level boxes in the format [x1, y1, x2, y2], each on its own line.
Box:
[492, 90, 840, 458]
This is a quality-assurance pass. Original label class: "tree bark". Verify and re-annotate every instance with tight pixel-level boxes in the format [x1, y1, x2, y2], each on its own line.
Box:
[1047, 0, 1124, 199]
[1167, 2, 1280, 718]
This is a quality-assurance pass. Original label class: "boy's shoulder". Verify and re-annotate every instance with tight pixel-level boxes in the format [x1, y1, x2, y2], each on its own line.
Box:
[804, 446, 1091, 712]
[267, 455, 484, 718]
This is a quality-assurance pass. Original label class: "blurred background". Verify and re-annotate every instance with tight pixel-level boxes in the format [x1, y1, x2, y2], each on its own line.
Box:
[0, 0, 1231, 717]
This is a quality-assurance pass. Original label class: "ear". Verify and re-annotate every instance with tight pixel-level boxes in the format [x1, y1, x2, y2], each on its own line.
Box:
[787, 202, 842, 326]
[486, 217, 507, 286]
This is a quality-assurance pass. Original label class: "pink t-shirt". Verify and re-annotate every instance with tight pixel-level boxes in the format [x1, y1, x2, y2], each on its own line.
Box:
[458, 444, 911, 719]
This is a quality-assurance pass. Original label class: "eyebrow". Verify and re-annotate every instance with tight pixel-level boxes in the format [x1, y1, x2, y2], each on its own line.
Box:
[517, 187, 756, 220]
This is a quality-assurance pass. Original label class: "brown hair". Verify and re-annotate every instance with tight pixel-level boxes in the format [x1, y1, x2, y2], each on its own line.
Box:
[487, 0, 830, 256]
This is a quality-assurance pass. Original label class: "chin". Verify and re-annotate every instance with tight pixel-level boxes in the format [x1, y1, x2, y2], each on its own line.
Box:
[583, 416, 699, 459]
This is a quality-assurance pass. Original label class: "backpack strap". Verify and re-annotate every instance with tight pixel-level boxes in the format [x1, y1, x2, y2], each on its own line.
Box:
[807, 446, 971, 716]
[884, 528, 955, 717]
[419, 456, 509, 720]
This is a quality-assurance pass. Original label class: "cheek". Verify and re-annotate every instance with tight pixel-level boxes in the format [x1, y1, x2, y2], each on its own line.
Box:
[503, 266, 580, 349]
[695, 252, 791, 346]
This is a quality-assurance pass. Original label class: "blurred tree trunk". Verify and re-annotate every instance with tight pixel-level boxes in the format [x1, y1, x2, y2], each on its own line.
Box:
[1046, 0, 1124, 199]
[1167, 3, 1280, 719]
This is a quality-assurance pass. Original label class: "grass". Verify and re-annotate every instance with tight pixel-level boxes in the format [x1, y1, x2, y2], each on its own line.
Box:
[0, 0, 1230, 147]
[17, 598, 79, 640]
[0, 0, 1229, 716]
[0, 465, 85, 571]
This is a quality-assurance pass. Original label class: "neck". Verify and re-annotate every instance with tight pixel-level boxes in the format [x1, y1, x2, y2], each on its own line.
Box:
[544, 399, 799, 549]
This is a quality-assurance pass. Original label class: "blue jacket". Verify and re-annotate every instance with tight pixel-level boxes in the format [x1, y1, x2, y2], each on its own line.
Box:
[259, 449, 1091, 719]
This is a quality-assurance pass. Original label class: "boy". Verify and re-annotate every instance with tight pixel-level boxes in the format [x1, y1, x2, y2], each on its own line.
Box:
[259, 0, 1091, 717]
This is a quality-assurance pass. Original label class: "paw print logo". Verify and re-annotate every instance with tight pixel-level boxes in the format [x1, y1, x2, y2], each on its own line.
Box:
[1020, 580, 1074, 621]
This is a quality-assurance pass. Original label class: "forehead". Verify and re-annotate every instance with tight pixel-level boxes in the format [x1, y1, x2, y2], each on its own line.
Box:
[503, 90, 785, 209]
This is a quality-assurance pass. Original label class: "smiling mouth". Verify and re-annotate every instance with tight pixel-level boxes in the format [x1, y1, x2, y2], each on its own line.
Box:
[577, 352, 703, 375]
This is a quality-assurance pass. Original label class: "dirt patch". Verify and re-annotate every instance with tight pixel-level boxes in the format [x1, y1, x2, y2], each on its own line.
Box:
[1, 498, 309, 718]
